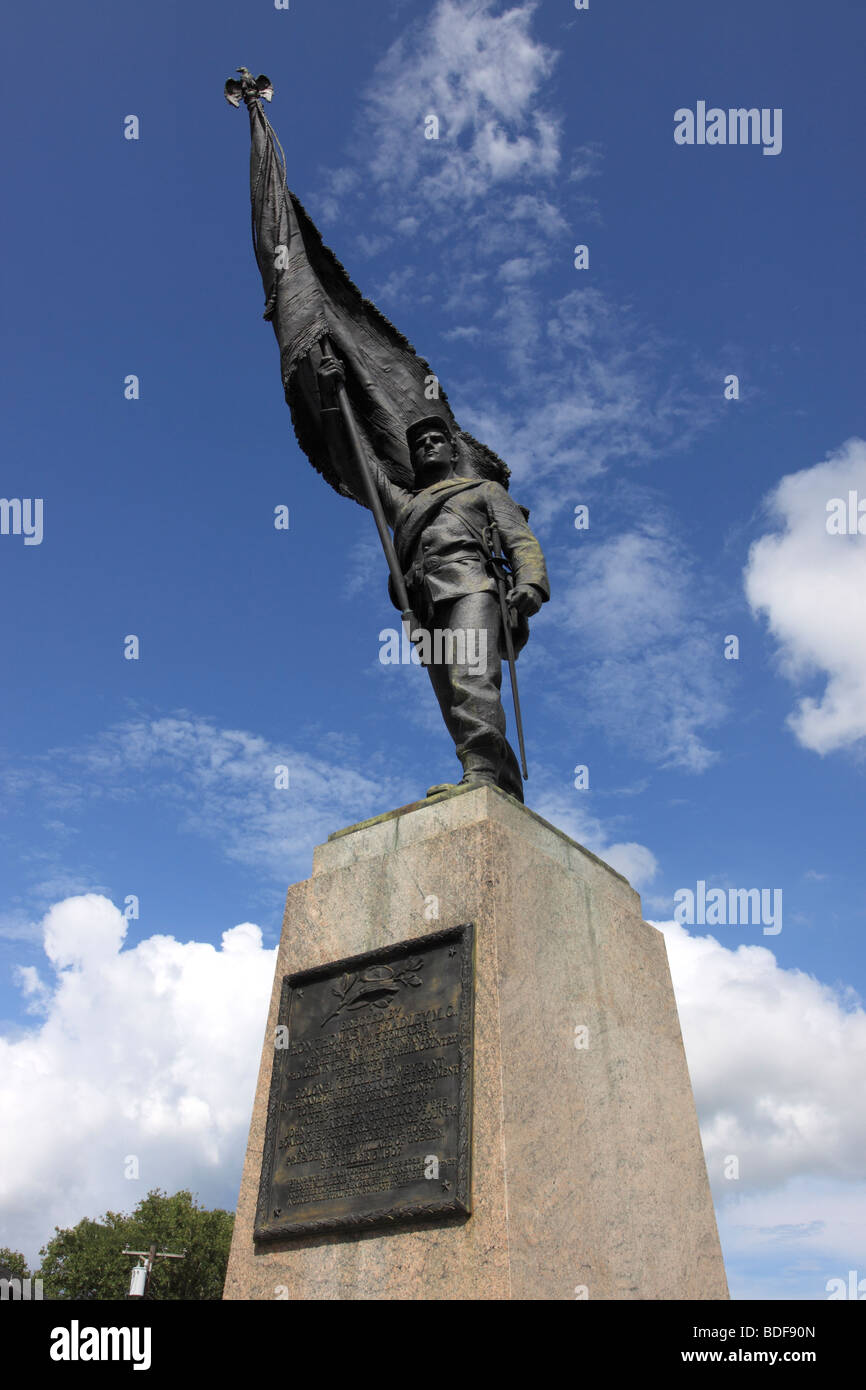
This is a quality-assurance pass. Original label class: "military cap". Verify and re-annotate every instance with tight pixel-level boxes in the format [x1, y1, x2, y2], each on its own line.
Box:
[406, 415, 454, 451]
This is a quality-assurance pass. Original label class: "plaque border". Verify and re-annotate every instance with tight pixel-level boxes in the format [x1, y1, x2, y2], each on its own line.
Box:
[254, 922, 475, 1241]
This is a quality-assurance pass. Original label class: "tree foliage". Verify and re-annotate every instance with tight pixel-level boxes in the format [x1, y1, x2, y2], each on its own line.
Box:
[0, 1247, 31, 1280]
[38, 1189, 234, 1300]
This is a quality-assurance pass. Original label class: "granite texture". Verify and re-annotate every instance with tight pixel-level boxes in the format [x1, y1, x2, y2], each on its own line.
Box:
[223, 786, 728, 1300]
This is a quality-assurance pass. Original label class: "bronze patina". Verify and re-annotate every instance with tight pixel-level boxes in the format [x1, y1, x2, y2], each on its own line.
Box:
[255, 924, 474, 1240]
[226, 69, 550, 804]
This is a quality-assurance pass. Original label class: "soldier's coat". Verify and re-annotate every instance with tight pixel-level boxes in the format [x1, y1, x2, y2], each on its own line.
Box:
[370, 470, 550, 648]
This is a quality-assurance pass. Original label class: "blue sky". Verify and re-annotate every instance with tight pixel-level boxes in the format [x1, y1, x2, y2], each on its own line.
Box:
[1, 0, 864, 1299]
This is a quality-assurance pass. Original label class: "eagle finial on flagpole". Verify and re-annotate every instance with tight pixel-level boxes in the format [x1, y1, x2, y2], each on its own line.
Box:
[224, 67, 273, 108]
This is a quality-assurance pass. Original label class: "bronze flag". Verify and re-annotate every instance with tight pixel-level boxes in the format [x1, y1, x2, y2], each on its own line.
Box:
[240, 81, 510, 506]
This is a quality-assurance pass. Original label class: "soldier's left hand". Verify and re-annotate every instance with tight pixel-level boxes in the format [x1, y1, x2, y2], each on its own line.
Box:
[507, 584, 543, 618]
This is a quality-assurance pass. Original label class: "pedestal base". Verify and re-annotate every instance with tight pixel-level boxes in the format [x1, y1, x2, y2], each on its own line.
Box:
[223, 785, 728, 1300]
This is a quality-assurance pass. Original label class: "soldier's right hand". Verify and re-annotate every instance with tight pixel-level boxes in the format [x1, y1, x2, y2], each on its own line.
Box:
[318, 355, 345, 386]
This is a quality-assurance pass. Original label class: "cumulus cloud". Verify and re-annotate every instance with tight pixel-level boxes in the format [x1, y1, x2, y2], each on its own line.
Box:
[656, 917, 866, 1297]
[5, 894, 864, 1289]
[531, 788, 660, 889]
[602, 841, 660, 888]
[1, 895, 274, 1264]
[744, 437, 866, 754]
[657, 919, 866, 1191]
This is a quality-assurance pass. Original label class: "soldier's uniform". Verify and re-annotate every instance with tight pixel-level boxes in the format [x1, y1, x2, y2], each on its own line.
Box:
[365, 427, 550, 803]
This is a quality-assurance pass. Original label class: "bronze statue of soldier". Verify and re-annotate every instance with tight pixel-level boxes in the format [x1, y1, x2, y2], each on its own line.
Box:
[317, 356, 549, 803]
[225, 73, 551, 804]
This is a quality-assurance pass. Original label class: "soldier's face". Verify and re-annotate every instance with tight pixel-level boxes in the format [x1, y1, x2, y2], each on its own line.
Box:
[413, 430, 454, 481]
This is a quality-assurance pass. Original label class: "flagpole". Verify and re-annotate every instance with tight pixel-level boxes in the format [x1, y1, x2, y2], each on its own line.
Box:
[315, 335, 418, 633]
[226, 70, 418, 636]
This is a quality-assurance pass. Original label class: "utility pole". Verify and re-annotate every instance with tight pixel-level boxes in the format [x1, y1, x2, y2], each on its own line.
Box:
[123, 1243, 185, 1299]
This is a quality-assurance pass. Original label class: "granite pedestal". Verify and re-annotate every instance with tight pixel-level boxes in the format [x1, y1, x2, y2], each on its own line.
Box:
[223, 785, 728, 1300]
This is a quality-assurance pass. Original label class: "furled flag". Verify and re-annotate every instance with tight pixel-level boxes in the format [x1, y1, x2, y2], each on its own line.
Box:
[227, 70, 510, 506]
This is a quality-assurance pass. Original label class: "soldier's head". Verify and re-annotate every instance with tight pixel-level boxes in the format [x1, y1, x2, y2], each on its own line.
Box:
[407, 415, 457, 486]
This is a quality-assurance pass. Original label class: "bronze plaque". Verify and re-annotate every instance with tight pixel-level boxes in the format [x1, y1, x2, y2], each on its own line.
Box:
[254, 923, 474, 1240]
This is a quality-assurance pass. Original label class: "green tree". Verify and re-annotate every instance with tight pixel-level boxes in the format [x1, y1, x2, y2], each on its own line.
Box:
[38, 1190, 234, 1300]
[0, 1248, 31, 1280]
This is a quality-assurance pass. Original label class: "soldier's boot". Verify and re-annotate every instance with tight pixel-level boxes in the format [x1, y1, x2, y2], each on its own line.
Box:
[426, 754, 497, 800]
[427, 743, 523, 801]
[458, 749, 500, 790]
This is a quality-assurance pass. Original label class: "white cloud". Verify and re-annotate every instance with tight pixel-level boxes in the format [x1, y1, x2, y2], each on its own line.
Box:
[657, 919, 866, 1191]
[744, 437, 866, 754]
[531, 788, 660, 889]
[5, 715, 414, 885]
[6, 896, 864, 1288]
[654, 917, 866, 1296]
[42, 894, 124, 968]
[716, 1178, 866, 1299]
[455, 287, 721, 507]
[442, 325, 482, 342]
[542, 527, 727, 771]
[343, 532, 387, 600]
[559, 530, 688, 648]
[1, 895, 275, 1265]
[312, 0, 571, 307]
[360, 0, 560, 209]
[307, 0, 719, 532]
[602, 840, 660, 888]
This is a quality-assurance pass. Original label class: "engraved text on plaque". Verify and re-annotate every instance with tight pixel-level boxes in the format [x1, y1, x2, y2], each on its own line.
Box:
[255, 923, 474, 1239]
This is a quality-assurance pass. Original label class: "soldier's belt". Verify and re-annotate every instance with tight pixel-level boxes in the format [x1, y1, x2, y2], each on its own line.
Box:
[410, 549, 485, 579]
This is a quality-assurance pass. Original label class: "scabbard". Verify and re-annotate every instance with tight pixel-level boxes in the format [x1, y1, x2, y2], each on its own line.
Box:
[484, 506, 529, 781]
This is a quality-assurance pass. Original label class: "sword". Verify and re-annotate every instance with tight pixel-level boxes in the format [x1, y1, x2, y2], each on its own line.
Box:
[483, 501, 529, 781]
